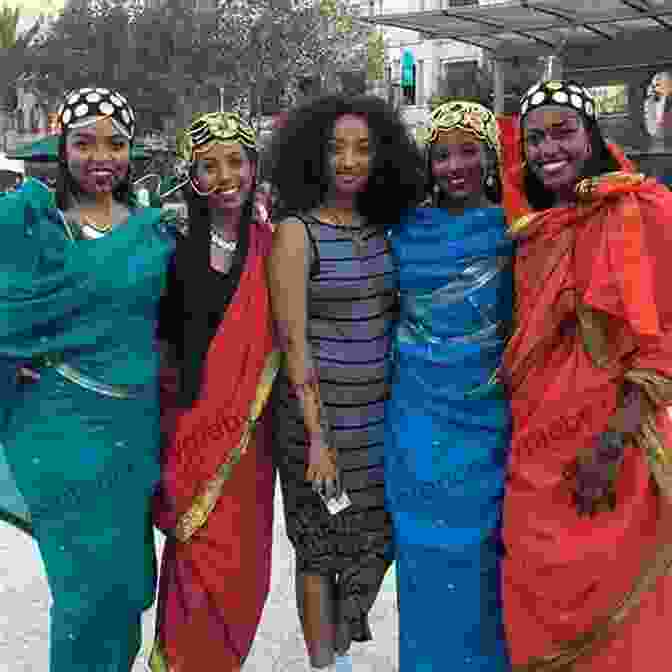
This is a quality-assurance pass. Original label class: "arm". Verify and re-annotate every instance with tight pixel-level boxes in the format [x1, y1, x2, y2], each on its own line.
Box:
[266, 217, 340, 499]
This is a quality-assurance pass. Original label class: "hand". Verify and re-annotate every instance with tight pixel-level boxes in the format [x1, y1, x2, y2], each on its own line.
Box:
[306, 438, 341, 501]
[16, 367, 40, 384]
[572, 430, 625, 517]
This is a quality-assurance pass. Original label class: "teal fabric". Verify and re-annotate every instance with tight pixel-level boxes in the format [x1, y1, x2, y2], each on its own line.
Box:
[385, 207, 513, 671]
[0, 178, 175, 671]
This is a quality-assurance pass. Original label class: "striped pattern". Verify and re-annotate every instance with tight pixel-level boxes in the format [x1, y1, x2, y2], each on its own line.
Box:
[273, 216, 396, 642]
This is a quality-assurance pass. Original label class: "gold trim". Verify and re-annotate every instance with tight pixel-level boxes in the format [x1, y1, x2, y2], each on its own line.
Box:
[148, 640, 170, 672]
[174, 349, 281, 543]
[575, 172, 645, 201]
[576, 302, 614, 369]
[508, 212, 538, 235]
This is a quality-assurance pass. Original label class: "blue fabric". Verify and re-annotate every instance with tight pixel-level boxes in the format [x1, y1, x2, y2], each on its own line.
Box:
[0, 178, 175, 671]
[385, 207, 513, 671]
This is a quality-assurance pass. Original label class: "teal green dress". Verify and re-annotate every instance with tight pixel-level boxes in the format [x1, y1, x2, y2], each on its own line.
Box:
[0, 178, 175, 671]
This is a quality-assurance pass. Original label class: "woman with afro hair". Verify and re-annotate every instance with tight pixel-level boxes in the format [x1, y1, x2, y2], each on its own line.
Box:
[266, 94, 424, 671]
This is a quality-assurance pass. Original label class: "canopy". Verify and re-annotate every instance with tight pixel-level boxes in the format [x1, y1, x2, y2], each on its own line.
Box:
[7, 135, 150, 162]
[364, 0, 672, 57]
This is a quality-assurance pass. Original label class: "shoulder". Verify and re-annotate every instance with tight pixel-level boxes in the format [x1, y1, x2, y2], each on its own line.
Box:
[0, 178, 53, 233]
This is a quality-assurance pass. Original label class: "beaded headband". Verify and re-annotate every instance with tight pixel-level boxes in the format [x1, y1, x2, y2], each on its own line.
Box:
[520, 80, 597, 122]
[56, 87, 135, 139]
[176, 112, 257, 163]
[426, 101, 501, 157]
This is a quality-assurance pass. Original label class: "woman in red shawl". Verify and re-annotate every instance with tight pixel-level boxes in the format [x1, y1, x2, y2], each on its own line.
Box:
[150, 112, 279, 671]
[501, 79, 672, 671]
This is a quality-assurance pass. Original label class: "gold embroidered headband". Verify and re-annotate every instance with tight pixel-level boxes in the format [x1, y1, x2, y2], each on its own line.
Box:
[176, 112, 257, 163]
[426, 101, 501, 157]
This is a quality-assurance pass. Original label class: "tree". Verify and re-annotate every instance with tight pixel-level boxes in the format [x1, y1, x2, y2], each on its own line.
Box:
[214, 0, 372, 122]
[0, 4, 42, 150]
[428, 61, 493, 111]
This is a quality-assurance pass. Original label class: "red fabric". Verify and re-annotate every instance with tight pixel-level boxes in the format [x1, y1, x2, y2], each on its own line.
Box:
[497, 114, 528, 226]
[153, 221, 276, 671]
[502, 164, 672, 669]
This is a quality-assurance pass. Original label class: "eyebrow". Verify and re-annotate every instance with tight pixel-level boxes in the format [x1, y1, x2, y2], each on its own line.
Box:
[70, 132, 127, 141]
[526, 119, 578, 132]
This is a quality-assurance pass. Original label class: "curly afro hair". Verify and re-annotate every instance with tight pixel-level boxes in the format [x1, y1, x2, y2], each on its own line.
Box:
[267, 94, 425, 230]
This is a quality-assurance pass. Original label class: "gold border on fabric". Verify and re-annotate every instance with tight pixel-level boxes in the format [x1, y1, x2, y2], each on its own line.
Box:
[513, 367, 672, 671]
[576, 302, 616, 369]
[148, 640, 170, 672]
[173, 349, 281, 543]
[508, 212, 539, 235]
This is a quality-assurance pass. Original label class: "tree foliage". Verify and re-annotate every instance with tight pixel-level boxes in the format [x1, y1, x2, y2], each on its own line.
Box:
[0, 4, 42, 110]
[21, 0, 372, 133]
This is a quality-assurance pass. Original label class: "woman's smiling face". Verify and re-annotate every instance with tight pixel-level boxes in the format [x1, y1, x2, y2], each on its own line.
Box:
[65, 116, 131, 194]
[430, 129, 486, 202]
[523, 106, 593, 199]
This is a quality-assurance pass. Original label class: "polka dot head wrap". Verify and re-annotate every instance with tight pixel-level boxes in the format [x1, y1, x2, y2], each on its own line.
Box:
[56, 87, 136, 139]
[520, 80, 597, 123]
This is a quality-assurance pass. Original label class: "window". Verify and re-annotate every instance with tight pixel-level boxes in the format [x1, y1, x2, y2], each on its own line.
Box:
[588, 84, 628, 116]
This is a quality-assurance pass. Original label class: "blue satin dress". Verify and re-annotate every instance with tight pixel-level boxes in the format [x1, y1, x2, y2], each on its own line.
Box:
[0, 178, 175, 671]
[385, 207, 513, 671]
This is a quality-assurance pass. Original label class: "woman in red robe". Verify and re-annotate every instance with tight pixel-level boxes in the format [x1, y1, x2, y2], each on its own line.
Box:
[501, 80, 672, 671]
[150, 112, 279, 671]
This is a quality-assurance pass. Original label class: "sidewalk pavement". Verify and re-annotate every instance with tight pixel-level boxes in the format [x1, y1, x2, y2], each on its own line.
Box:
[0, 484, 399, 672]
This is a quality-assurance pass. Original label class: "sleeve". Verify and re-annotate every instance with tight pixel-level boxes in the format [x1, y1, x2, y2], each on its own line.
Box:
[0, 179, 45, 274]
[266, 217, 333, 452]
[628, 188, 672, 375]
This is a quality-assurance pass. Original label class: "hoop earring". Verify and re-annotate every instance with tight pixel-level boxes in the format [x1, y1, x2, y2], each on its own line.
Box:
[432, 183, 440, 208]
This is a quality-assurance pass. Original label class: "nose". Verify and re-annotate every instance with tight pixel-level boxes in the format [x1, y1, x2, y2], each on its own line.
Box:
[92, 144, 113, 161]
[341, 148, 356, 169]
[536, 136, 562, 159]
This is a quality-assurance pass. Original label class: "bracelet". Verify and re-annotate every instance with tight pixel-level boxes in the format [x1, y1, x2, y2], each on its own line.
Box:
[596, 430, 624, 463]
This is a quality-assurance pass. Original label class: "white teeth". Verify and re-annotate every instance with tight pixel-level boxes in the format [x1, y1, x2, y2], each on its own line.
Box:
[543, 161, 568, 171]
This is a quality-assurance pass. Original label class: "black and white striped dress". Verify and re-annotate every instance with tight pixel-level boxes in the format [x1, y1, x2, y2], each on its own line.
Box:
[273, 214, 396, 642]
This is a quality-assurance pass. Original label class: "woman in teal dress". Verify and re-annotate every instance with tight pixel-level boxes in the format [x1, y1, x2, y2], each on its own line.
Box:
[385, 101, 513, 670]
[0, 87, 175, 671]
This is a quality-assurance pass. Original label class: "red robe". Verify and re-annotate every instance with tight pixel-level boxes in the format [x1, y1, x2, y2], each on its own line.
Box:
[502, 166, 672, 670]
[151, 220, 277, 672]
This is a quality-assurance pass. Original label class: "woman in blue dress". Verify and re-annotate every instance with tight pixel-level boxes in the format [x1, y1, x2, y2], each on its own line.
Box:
[385, 101, 513, 671]
[0, 87, 175, 671]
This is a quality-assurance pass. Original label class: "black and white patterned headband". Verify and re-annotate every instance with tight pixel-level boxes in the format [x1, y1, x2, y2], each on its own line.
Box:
[56, 87, 136, 139]
[520, 80, 597, 122]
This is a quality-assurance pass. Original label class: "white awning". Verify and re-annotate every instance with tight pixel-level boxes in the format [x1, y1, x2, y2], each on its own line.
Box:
[363, 0, 672, 55]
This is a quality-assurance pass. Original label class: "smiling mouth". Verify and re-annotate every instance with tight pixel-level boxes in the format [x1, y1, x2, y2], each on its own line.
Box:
[541, 160, 569, 174]
[213, 187, 239, 196]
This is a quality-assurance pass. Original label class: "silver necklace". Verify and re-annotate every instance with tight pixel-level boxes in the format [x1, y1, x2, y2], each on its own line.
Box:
[210, 228, 237, 252]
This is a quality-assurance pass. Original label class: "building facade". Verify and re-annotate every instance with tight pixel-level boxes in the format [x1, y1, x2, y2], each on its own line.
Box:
[363, 0, 490, 135]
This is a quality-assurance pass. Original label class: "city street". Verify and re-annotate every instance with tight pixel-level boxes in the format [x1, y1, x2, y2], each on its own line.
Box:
[0, 484, 399, 672]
